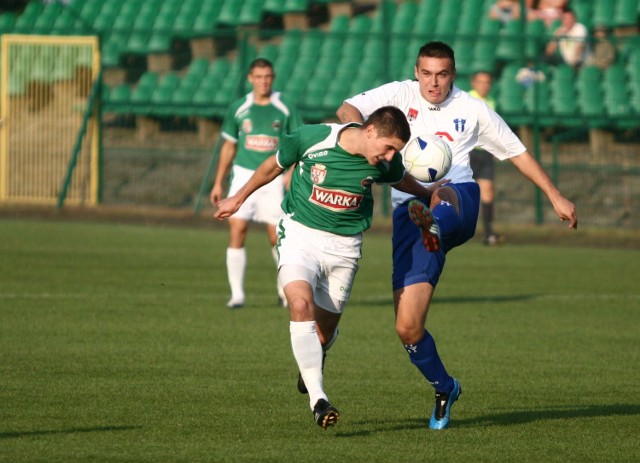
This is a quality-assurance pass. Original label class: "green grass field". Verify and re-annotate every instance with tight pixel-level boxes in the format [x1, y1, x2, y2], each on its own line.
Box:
[1, 218, 638, 462]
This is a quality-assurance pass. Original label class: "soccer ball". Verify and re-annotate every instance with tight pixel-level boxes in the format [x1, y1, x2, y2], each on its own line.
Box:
[402, 134, 453, 182]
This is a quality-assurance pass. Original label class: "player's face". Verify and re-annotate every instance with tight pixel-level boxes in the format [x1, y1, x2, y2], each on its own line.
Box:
[248, 66, 274, 99]
[365, 128, 405, 166]
[414, 56, 456, 105]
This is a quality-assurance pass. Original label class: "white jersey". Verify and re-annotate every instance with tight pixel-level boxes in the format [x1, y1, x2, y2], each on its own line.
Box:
[345, 81, 527, 208]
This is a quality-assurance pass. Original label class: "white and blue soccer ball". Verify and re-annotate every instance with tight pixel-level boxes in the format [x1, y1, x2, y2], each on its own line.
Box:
[402, 134, 453, 182]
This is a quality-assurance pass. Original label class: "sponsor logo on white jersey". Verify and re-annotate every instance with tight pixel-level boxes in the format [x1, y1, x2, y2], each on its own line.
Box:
[309, 185, 363, 211]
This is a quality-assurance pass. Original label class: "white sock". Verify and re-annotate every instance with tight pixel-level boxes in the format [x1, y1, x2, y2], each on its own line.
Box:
[290, 321, 327, 409]
[272, 247, 285, 300]
[226, 247, 246, 303]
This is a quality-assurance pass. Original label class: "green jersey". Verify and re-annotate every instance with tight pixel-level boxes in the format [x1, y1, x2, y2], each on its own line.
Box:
[277, 123, 405, 235]
[221, 91, 302, 170]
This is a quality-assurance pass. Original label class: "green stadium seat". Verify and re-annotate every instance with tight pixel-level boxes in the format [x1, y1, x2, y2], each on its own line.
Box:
[433, 13, 459, 37]
[173, 13, 197, 36]
[133, 9, 156, 31]
[187, 58, 210, 78]
[592, 0, 616, 28]
[147, 33, 171, 54]
[576, 66, 603, 95]
[108, 84, 131, 104]
[152, 10, 177, 34]
[479, 17, 502, 35]
[192, 8, 220, 35]
[614, 0, 639, 27]
[137, 72, 159, 92]
[298, 31, 323, 57]
[328, 14, 350, 32]
[238, 0, 265, 25]
[604, 82, 632, 118]
[603, 63, 626, 84]
[52, 12, 79, 33]
[13, 1, 43, 33]
[130, 85, 154, 114]
[218, 1, 243, 25]
[264, 0, 283, 14]
[524, 82, 555, 126]
[457, 13, 480, 35]
[391, 2, 417, 33]
[127, 32, 151, 55]
[283, 0, 309, 13]
[572, 0, 593, 30]
[496, 19, 524, 62]
[471, 38, 497, 74]
[454, 38, 475, 75]
[105, 84, 131, 114]
[525, 19, 546, 60]
[369, 0, 394, 33]
[35, 1, 65, 31]
[101, 43, 121, 68]
[93, 9, 120, 33]
[0, 12, 17, 34]
[258, 43, 279, 63]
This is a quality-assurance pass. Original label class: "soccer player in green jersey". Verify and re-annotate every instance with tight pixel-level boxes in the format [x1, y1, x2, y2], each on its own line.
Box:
[210, 58, 303, 308]
[215, 106, 447, 429]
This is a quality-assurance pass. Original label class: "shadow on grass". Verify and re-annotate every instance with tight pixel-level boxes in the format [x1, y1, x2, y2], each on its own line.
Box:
[458, 404, 640, 427]
[353, 294, 538, 307]
[0, 425, 142, 440]
[337, 404, 640, 436]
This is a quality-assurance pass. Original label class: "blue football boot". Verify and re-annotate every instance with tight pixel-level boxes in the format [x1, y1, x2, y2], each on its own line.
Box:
[429, 378, 461, 430]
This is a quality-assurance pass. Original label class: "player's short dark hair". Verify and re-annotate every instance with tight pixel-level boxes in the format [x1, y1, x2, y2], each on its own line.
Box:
[416, 41, 456, 69]
[363, 106, 411, 143]
[249, 58, 273, 72]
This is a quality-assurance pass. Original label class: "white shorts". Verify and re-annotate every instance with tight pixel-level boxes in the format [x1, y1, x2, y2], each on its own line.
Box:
[228, 165, 284, 225]
[276, 215, 362, 314]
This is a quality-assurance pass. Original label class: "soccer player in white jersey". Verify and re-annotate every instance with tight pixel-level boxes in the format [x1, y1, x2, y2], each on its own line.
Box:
[210, 58, 303, 309]
[337, 41, 577, 430]
[215, 106, 446, 429]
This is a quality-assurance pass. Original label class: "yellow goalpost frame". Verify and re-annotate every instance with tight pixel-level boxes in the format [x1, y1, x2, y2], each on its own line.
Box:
[0, 34, 100, 205]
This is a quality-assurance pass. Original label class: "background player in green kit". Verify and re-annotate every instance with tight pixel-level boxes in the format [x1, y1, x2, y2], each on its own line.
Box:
[214, 106, 447, 429]
[210, 58, 303, 308]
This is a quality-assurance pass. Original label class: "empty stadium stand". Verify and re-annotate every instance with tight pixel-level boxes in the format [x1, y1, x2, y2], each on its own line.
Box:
[1, 0, 640, 126]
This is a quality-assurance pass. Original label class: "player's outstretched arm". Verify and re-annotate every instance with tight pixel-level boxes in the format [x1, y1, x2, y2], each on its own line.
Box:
[214, 155, 284, 220]
[510, 151, 578, 229]
[336, 102, 365, 124]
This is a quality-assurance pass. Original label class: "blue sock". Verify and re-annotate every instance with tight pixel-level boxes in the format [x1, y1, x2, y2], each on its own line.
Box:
[432, 200, 461, 241]
[405, 330, 454, 394]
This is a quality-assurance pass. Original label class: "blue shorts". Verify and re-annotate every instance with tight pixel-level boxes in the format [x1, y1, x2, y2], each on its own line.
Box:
[392, 182, 480, 291]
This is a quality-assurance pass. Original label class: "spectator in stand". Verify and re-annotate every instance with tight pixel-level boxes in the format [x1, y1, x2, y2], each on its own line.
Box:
[468, 71, 502, 246]
[587, 25, 617, 70]
[544, 8, 589, 68]
[529, 0, 567, 26]
[516, 61, 546, 88]
[488, 0, 522, 23]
